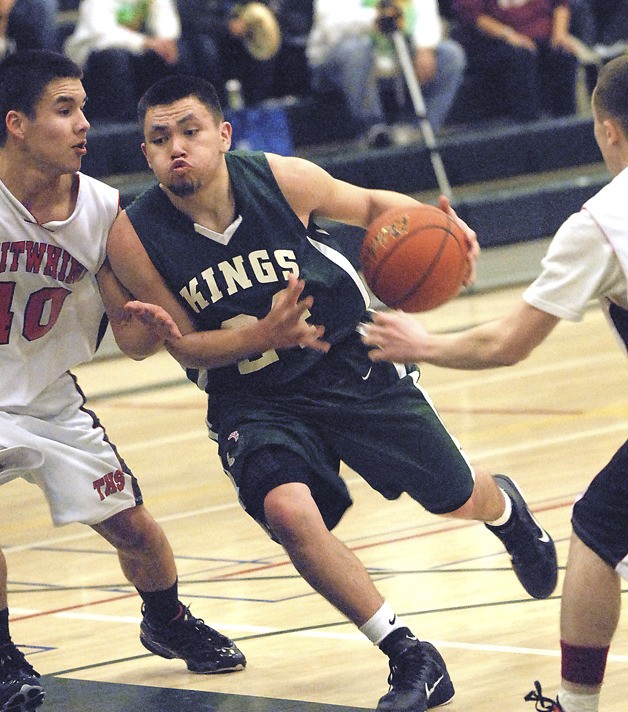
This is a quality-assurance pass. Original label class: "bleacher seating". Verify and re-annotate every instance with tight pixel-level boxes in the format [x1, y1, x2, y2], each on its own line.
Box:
[54, 4, 607, 264]
[86, 111, 606, 264]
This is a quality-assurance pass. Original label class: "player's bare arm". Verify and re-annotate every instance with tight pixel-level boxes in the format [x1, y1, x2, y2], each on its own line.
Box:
[96, 258, 182, 360]
[267, 155, 479, 285]
[267, 153, 420, 228]
[363, 299, 560, 367]
[166, 273, 330, 369]
[107, 211, 329, 368]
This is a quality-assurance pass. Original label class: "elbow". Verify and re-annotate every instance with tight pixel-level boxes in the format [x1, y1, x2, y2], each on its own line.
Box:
[126, 350, 152, 362]
[488, 343, 532, 367]
[113, 338, 160, 362]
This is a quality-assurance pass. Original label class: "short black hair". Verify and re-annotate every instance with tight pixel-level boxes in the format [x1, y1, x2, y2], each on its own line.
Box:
[0, 50, 83, 146]
[593, 54, 628, 136]
[137, 75, 224, 127]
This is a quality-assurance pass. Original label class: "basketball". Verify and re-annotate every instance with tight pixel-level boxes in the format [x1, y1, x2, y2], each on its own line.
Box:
[360, 204, 469, 312]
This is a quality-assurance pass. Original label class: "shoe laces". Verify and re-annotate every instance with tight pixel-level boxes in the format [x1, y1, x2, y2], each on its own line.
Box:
[499, 510, 547, 563]
[0, 644, 39, 679]
[172, 605, 234, 649]
[387, 643, 427, 690]
[524, 681, 563, 711]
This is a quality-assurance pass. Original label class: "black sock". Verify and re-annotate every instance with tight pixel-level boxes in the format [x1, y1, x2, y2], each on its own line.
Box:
[0, 608, 10, 645]
[137, 579, 180, 623]
[379, 626, 416, 657]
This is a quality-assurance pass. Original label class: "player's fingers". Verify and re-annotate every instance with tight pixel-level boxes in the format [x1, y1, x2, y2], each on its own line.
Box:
[361, 322, 389, 350]
[369, 310, 398, 326]
[437, 195, 450, 214]
[123, 300, 145, 314]
[466, 230, 480, 258]
[299, 326, 330, 353]
[462, 259, 477, 287]
[284, 273, 305, 303]
[295, 294, 314, 315]
[366, 346, 386, 362]
[360, 324, 378, 345]
[161, 317, 183, 340]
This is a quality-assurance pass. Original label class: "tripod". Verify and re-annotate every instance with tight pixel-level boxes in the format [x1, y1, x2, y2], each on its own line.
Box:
[388, 28, 453, 199]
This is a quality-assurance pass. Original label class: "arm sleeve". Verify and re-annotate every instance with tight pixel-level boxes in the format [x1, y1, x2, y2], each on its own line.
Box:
[523, 210, 622, 321]
[147, 0, 181, 40]
[412, 0, 443, 47]
[65, 0, 148, 62]
[309, 0, 376, 61]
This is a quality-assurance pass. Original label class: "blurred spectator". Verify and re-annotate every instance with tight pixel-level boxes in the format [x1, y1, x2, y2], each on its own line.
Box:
[568, 0, 627, 95]
[176, 0, 286, 107]
[452, 0, 580, 122]
[65, 0, 191, 122]
[307, 0, 466, 147]
[269, 0, 313, 98]
[174, 0, 239, 107]
[0, 0, 58, 59]
[569, 0, 627, 59]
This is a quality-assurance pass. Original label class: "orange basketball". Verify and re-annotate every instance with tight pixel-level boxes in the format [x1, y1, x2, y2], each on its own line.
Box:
[360, 204, 469, 312]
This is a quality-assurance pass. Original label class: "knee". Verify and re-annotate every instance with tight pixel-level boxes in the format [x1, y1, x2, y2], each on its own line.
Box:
[331, 36, 375, 75]
[445, 493, 476, 520]
[263, 485, 319, 547]
[439, 467, 492, 520]
[439, 40, 467, 78]
[95, 507, 165, 555]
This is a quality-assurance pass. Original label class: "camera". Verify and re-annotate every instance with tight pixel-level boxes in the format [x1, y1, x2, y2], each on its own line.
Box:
[376, 0, 404, 35]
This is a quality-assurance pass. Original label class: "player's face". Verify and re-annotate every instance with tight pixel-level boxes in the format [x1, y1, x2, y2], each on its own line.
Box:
[141, 96, 232, 197]
[19, 78, 89, 175]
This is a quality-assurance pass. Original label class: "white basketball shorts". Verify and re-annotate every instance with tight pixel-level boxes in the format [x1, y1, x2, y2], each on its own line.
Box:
[0, 371, 142, 526]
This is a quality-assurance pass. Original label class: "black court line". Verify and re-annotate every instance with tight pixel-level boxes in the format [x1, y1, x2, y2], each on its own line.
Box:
[40, 677, 367, 712]
[50, 592, 564, 678]
[41, 589, 628, 710]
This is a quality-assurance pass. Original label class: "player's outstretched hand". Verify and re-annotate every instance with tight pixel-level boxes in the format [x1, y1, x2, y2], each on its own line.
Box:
[362, 310, 428, 363]
[263, 274, 330, 353]
[437, 195, 479, 287]
[122, 300, 183, 342]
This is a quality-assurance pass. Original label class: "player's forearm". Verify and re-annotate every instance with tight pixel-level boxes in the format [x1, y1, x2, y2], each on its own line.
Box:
[365, 191, 423, 227]
[164, 321, 271, 369]
[419, 322, 527, 369]
[98, 264, 168, 360]
[552, 5, 570, 37]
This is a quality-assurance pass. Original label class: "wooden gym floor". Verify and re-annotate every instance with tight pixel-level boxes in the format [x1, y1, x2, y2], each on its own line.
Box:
[3, 283, 626, 711]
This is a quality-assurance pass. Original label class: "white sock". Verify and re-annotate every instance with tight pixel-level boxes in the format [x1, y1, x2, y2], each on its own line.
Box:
[557, 688, 600, 712]
[487, 487, 512, 527]
[359, 602, 405, 645]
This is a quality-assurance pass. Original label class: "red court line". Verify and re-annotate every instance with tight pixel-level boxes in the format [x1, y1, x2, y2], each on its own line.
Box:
[10, 499, 573, 621]
[12, 591, 138, 622]
[439, 406, 583, 416]
[212, 498, 574, 580]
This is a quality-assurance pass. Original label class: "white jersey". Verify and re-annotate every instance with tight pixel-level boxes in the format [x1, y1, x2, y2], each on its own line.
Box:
[523, 167, 628, 353]
[0, 172, 119, 407]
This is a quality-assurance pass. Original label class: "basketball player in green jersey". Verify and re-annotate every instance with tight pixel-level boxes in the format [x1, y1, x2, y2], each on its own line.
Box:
[106, 74, 557, 712]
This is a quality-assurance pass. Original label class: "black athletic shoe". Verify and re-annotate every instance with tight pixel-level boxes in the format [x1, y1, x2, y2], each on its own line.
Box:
[486, 475, 558, 599]
[0, 643, 44, 712]
[140, 604, 246, 673]
[377, 638, 455, 711]
[524, 680, 564, 711]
